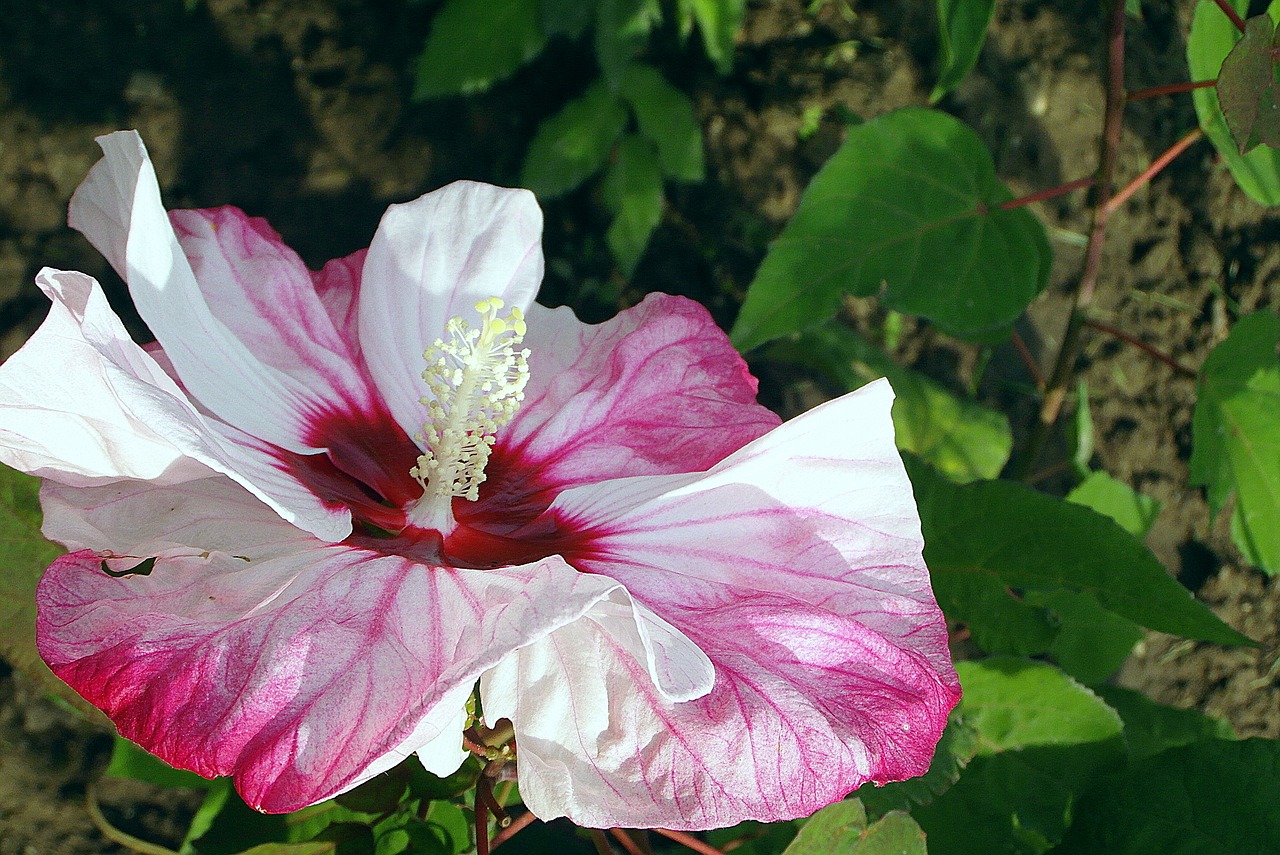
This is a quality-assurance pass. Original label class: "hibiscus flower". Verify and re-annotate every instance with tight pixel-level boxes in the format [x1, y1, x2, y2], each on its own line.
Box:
[0, 131, 959, 830]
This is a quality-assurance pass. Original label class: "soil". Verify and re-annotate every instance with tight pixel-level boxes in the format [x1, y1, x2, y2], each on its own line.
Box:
[0, 0, 1276, 852]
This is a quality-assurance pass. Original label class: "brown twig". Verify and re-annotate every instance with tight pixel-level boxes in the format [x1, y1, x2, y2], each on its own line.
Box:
[1085, 318, 1198, 378]
[610, 829, 650, 855]
[1127, 79, 1218, 101]
[591, 829, 617, 855]
[1010, 329, 1047, 390]
[652, 828, 727, 855]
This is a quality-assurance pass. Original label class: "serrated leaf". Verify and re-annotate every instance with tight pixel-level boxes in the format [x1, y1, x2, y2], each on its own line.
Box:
[414, 0, 547, 99]
[1189, 0, 1280, 204]
[1190, 310, 1280, 574]
[0, 465, 102, 720]
[1053, 739, 1280, 854]
[1067, 471, 1161, 539]
[766, 322, 1012, 482]
[911, 659, 1125, 854]
[679, 0, 745, 73]
[1093, 684, 1236, 761]
[520, 81, 628, 199]
[595, 0, 661, 90]
[957, 658, 1124, 752]
[782, 799, 867, 855]
[603, 134, 666, 276]
[619, 64, 705, 181]
[931, 0, 996, 102]
[730, 107, 1051, 351]
[905, 457, 1252, 646]
[1216, 13, 1280, 153]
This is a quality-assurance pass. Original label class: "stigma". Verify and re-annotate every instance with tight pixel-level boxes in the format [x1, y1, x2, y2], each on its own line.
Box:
[405, 297, 530, 533]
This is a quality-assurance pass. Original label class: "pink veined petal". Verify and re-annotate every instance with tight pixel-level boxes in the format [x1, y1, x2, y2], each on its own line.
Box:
[485, 294, 781, 496]
[0, 269, 351, 541]
[67, 131, 377, 454]
[34, 476, 650, 813]
[482, 587, 958, 830]
[357, 181, 544, 439]
[312, 248, 367, 364]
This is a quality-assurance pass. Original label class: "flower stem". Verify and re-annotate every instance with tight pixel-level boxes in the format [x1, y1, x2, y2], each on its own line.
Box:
[652, 828, 727, 855]
[1085, 318, 1198, 378]
[490, 811, 538, 851]
[1211, 0, 1247, 33]
[1012, 0, 1128, 479]
[1127, 79, 1218, 101]
[591, 829, 617, 855]
[610, 829, 650, 855]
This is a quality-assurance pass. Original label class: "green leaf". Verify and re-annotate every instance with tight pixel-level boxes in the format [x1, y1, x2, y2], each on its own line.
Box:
[520, 81, 628, 199]
[106, 735, 218, 790]
[678, 0, 746, 73]
[414, 0, 546, 99]
[182, 780, 233, 854]
[931, 0, 996, 102]
[595, 0, 661, 90]
[906, 457, 1253, 647]
[956, 658, 1124, 753]
[407, 755, 481, 801]
[937, 572, 1057, 655]
[539, 0, 593, 39]
[1217, 13, 1280, 153]
[851, 812, 928, 854]
[0, 465, 98, 717]
[1093, 684, 1236, 761]
[619, 64, 705, 181]
[1053, 739, 1280, 854]
[602, 134, 666, 276]
[1188, 0, 1280, 204]
[911, 659, 1125, 854]
[766, 322, 1012, 482]
[782, 799, 868, 855]
[706, 821, 801, 855]
[1067, 471, 1161, 539]
[730, 107, 1051, 351]
[1190, 310, 1280, 574]
[1025, 590, 1143, 684]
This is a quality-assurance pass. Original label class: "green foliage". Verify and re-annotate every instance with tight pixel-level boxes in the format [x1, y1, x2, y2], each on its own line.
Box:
[677, 0, 745, 73]
[619, 63, 705, 182]
[906, 456, 1252, 648]
[1053, 739, 1280, 854]
[1093, 685, 1236, 761]
[602, 134, 666, 275]
[1067, 471, 1161, 539]
[596, 0, 662, 89]
[1190, 310, 1280, 575]
[1216, 13, 1280, 153]
[856, 717, 981, 817]
[766, 322, 1012, 482]
[1188, 0, 1280, 204]
[520, 81, 629, 199]
[931, 0, 996, 102]
[731, 107, 1051, 351]
[413, 0, 546, 99]
[781, 800, 927, 855]
[106, 735, 218, 792]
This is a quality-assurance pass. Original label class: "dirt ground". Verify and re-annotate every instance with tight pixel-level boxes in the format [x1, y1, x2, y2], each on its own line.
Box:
[0, 0, 1276, 852]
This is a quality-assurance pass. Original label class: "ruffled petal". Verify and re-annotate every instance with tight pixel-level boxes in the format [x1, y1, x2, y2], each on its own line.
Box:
[0, 269, 351, 541]
[502, 379, 959, 827]
[67, 131, 379, 454]
[34, 477, 672, 813]
[483, 588, 957, 829]
[357, 181, 543, 438]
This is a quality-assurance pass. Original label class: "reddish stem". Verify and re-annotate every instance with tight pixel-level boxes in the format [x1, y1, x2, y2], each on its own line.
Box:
[490, 812, 537, 852]
[1085, 318, 1198, 378]
[1010, 329, 1047, 390]
[1105, 128, 1204, 214]
[1127, 79, 1218, 101]
[1211, 0, 1247, 32]
[652, 829, 727, 855]
[610, 829, 650, 855]
[1000, 176, 1094, 209]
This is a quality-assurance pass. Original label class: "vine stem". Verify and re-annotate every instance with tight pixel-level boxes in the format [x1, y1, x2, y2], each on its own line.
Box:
[652, 828, 727, 855]
[1128, 79, 1218, 101]
[1211, 0, 1247, 32]
[1011, 0, 1128, 479]
[1085, 318, 1198, 378]
[1104, 128, 1204, 214]
[489, 811, 537, 851]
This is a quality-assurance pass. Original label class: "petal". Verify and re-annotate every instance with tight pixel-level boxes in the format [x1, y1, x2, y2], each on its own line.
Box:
[357, 181, 543, 439]
[68, 131, 378, 453]
[0, 269, 351, 541]
[312, 249, 367, 362]
[35, 478, 647, 813]
[457, 294, 781, 535]
[483, 589, 958, 829]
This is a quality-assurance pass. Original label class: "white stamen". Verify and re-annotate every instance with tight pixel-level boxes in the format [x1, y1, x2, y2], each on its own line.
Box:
[406, 298, 530, 533]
